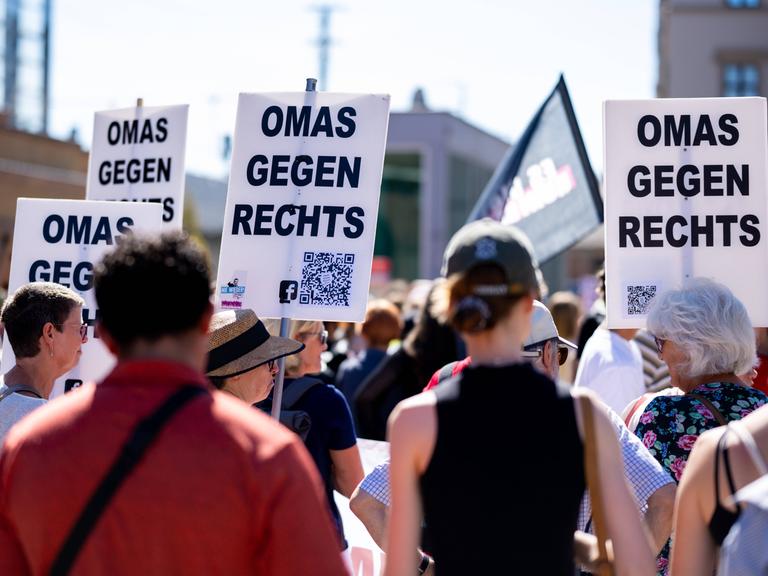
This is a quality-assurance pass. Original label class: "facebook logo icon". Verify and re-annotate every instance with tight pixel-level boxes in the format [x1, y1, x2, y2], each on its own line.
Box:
[279, 280, 298, 303]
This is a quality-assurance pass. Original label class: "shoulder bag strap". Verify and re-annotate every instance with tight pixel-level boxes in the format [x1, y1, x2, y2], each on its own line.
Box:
[730, 420, 768, 476]
[578, 395, 614, 576]
[50, 385, 207, 576]
[688, 393, 727, 426]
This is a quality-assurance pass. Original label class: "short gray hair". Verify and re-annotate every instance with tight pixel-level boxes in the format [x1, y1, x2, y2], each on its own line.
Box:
[647, 278, 756, 379]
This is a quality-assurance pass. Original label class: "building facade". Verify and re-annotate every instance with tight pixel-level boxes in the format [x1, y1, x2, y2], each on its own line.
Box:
[377, 109, 510, 280]
[658, 0, 767, 98]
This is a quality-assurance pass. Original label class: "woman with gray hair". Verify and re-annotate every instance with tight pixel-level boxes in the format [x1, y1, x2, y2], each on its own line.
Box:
[629, 278, 766, 575]
[0, 282, 86, 441]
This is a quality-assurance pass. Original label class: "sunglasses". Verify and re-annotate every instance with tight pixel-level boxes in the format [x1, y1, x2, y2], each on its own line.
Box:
[302, 330, 328, 345]
[653, 336, 666, 355]
[521, 342, 569, 366]
[58, 321, 88, 342]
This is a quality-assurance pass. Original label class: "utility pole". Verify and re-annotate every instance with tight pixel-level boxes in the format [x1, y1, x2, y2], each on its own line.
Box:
[312, 5, 335, 91]
[3, 0, 53, 132]
[4, 0, 19, 124]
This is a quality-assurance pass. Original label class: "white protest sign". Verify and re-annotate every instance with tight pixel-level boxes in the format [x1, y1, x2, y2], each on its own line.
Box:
[2, 198, 164, 397]
[335, 439, 389, 576]
[216, 92, 390, 322]
[86, 104, 188, 229]
[604, 97, 768, 328]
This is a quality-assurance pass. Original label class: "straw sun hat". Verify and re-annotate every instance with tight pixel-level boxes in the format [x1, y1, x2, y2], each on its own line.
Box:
[206, 309, 304, 378]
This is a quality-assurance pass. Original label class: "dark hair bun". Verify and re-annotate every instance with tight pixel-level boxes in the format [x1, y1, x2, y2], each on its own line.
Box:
[451, 296, 491, 333]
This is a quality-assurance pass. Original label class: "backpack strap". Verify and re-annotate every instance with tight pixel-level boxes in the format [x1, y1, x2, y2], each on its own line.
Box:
[50, 385, 207, 576]
[437, 361, 459, 386]
[281, 377, 322, 410]
[729, 420, 768, 476]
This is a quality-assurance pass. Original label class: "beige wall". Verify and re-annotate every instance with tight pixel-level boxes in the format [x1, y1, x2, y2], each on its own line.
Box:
[0, 126, 88, 287]
[659, 0, 768, 97]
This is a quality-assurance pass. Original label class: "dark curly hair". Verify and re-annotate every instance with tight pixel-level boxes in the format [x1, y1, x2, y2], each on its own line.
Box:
[94, 232, 212, 348]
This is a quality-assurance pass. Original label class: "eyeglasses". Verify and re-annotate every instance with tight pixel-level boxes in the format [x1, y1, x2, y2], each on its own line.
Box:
[521, 341, 569, 366]
[58, 321, 88, 342]
[653, 336, 666, 355]
[302, 330, 328, 345]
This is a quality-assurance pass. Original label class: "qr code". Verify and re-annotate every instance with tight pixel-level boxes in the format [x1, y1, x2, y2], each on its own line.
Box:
[626, 285, 657, 315]
[299, 252, 355, 306]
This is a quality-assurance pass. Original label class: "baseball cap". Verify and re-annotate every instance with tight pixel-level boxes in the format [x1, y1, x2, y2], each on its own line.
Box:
[441, 218, 539, 296]
[524, 300, 578, 349]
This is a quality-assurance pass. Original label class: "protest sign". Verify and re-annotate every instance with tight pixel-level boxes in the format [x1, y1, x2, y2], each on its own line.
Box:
[604, 97, 768, 328]
[469, 75, 602, 262]
[216, 92, 390, 322]
[2, 198, 163, 396]
[86, 104, 188, 229]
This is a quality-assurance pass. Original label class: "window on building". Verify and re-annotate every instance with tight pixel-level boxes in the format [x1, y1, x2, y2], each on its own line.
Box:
[722, 64, 761, 96]
[725, 0, 761, 7]
[376, 153, 421, 279]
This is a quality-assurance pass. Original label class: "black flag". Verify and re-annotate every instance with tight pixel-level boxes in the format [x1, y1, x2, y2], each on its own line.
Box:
[468, 75, 602, 263]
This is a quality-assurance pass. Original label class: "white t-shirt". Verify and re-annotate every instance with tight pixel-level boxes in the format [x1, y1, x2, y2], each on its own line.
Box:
[574, 327, 645, 414]
[0, 384, 46, 443]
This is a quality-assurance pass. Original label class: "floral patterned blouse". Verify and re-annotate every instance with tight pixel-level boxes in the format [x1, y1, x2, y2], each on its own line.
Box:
[633, 381, 768, 575]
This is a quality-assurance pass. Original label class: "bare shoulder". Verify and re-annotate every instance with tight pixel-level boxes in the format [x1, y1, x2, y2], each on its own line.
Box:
[388, 391, 437, 432]
[387, 392, 437, 471]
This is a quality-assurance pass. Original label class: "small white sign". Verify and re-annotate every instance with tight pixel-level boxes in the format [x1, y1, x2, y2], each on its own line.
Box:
[216, 92, 390, 322]
[86, 104, 189, 229]
[604, 97, 768, 328]
[2, 199, 164, 396]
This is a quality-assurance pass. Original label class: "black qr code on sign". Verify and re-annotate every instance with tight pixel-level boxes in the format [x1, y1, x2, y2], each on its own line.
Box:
[299, 252, 355, 307]
[626, 285, 657, 315]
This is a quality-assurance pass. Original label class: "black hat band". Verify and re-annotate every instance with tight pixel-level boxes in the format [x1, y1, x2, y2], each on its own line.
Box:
[207, 321, 271, 373]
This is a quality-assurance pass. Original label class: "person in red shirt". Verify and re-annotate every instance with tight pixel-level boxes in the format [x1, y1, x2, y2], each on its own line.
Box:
[0, 232, 347, 576]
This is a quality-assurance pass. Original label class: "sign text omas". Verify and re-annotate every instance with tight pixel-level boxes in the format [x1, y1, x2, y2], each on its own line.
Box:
[29, 213, 135, 328]
[231, 104, 365, 240]
[87, 105, 188, 227]
[619, 112, 759, 249]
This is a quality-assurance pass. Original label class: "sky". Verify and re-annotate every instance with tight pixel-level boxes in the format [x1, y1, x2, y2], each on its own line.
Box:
[49, 0, 658, 179]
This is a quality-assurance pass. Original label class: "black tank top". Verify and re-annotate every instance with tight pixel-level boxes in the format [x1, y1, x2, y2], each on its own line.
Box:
[420, 363, 585, 575]
[708, 429, 741, 545]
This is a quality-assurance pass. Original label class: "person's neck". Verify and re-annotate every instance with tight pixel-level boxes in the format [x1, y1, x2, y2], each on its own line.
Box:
[5, 359, 55, 398]
[117, 335, 205, 373]
[679, 372, 742, 393]
[221, 385, 248, 403]
[465, 328, 524, 366]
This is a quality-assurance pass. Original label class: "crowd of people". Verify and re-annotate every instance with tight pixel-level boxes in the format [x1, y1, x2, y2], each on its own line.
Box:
[0, 222, 767, 575]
